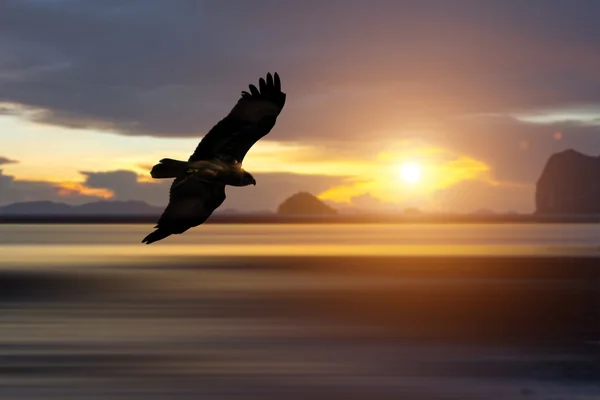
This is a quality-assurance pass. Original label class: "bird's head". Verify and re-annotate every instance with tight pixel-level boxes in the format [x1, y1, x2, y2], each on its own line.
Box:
[241, 171, 256, 186]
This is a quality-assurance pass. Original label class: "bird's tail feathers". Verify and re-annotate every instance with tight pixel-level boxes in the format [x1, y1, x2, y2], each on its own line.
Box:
[150, 158, 190, 179]
[141, 228, 171, 244]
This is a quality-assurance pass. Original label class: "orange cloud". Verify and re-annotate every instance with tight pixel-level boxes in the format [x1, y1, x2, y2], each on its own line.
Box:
[55, 182, 113, 199]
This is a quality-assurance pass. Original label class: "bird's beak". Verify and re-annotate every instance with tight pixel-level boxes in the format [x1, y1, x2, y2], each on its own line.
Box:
[252, 178, 256, 186]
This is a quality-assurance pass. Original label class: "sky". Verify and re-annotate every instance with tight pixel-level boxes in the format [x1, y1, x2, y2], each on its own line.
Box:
[1, 0, 600, 213]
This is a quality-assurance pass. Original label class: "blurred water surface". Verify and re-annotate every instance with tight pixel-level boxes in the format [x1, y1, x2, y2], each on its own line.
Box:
[1, 223, 600, 266]
[0, 223, 599, 399]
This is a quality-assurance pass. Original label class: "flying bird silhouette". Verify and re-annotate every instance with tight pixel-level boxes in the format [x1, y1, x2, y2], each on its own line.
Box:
[142, 72, 286, 244]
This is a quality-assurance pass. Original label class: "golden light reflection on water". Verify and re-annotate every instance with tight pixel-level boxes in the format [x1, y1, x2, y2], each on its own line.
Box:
[1, 223, 598, 267]
[0, 243, 596, 268]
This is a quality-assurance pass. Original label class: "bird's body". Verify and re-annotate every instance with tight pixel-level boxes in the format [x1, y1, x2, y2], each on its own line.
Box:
[155, 158, 256, 188]
[142, 72, 286, 244]
[186, 159, 255, 187]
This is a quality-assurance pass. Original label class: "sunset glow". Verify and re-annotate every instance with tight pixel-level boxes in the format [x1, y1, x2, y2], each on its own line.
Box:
[1, 1, 599, 214]
[316, 140, 497, 209]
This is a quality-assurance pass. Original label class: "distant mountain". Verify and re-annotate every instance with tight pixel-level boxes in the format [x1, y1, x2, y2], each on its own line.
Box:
[0, 201, 74, 215]
[0, 200, 163, 216]
[536, 149, 600, 215]
[277, 192, 338, 215]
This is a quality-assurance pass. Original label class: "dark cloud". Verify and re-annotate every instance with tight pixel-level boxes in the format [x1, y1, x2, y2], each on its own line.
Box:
[0, 156, 19, 165]
[1, 0, 600, 142]
[81, 170, 169, 205]
[1, 0, 600, 212]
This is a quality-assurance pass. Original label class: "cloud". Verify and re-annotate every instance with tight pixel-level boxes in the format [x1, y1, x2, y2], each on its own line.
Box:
[0, 156, 19, 165]
[0, 169, 108, 205]
[80, 170, 169, 205]
[1, 0, 600, 145]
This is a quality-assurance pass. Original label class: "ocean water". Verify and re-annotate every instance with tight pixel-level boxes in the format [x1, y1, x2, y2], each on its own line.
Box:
[2, 223, 600, 265]
[0, 223, 599, 399]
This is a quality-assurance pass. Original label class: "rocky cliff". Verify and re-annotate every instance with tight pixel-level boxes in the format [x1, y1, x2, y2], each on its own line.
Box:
[536, 149, 600, 215]
[277, 192, 338, 215]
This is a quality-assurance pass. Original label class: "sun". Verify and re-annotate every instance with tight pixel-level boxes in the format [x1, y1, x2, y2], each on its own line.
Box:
[399, 162, 422, 184]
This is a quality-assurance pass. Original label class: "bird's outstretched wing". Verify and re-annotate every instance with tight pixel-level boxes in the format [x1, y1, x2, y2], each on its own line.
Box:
[189, 72, 286, 163]
[141, 177, 226, 244]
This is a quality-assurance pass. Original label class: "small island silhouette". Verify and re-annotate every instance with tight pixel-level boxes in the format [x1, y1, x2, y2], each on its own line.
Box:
[277, 192, 337, 216]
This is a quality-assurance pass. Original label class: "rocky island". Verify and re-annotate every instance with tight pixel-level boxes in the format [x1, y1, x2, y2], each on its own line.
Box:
[277, 192, 338, 216]
[536, 149, 600, 215]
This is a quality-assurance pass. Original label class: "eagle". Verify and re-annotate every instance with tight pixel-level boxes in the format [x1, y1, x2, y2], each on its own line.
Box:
[142, 72, 286, 244]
